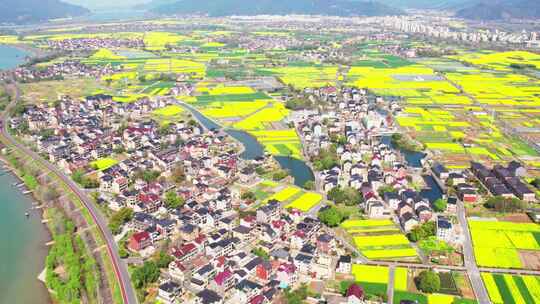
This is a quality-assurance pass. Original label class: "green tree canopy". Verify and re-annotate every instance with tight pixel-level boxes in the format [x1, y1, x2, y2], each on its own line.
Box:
[433, 198, 447, 212]
[416, 270, 441, 293]
[318, 206, 346, 227]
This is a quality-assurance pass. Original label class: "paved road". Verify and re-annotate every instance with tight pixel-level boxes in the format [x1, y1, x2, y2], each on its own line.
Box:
[456, 200, 490, 304]
[387, 265, 395, 304]
[1, 83, 137, 304]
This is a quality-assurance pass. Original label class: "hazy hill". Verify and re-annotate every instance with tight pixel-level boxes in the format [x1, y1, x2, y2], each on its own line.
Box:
[151, 0, 404, 17]
[0, 0, 89, 23]
[377, 0, 470, 10]
[456, 0, 540, 20]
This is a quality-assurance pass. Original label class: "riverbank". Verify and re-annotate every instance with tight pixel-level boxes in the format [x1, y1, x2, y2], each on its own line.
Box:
[0, 157, 52, 304]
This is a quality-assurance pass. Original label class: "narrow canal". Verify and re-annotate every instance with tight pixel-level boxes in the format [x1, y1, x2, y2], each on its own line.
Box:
[182, 103, 315, 187]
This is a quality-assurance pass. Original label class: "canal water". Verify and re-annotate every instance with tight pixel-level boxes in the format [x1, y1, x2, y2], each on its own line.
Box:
[380, 135, 426, 168]
[379, 136, 442, 202]
[0, 45, 51, 304]
[183, 103, 314, 187]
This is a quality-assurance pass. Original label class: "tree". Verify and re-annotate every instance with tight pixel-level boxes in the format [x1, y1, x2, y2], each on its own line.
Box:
[109, 207, 134, 235]
[303, 180, 315, 190]
[252, 247, 270, 261]
[136, 170, 160, 183]
[318, 206, 345, 227]
[408, 221, 436, 242]
[484, 196, 527, 212]
[132, 261, 160, 289]
[377, 184, 396, 198]
[155, 251, 173, 269]
[416, 270, 441, 293]
[433, 199, 447, 212]
[339, 280, 355, 296]
[164, 190, 184, 209]
[312, 147, 339, 171]
[328, 187, 362, 206]
[328, 187, 347, 204]
[284, 285, 309, 304]
[272, 169, 289, 181]
[241, 191, 256, 201]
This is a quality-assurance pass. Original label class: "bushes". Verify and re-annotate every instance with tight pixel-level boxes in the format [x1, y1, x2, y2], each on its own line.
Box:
[328, 186, 362, 206]
[272, 169, 289, 181]
[71, 169, 99, 189]
[408, 221, 436, 242]
[108, 207, 133, 235]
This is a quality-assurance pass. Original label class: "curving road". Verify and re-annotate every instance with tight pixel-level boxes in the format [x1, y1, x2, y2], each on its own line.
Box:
[0, 83, 137, 304]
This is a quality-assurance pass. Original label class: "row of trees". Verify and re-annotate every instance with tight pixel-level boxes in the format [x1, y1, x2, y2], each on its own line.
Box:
[45, 220, 98, 303]
[484, 196, 528, 213]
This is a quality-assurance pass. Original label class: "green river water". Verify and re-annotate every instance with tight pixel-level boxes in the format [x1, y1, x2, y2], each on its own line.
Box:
[0, 44, 51, 304]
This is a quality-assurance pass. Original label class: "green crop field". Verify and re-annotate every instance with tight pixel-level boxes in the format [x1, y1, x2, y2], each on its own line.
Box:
[482, 273, 540, 304]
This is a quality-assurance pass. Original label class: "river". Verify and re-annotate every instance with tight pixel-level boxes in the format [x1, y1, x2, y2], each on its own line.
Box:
[0, 44, 51, 304]
[182, 104, 315, 187]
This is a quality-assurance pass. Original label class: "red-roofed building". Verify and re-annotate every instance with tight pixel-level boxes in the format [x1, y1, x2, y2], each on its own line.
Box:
[137, 193, 161, 213]
[128, 231, 151, 252]
[210, 268, 235, 294]
[171, 243, 198, 262]
[346, 284, 364, 302]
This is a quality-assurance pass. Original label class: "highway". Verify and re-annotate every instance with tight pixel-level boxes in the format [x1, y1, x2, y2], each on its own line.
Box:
[0, 83, 137, 304]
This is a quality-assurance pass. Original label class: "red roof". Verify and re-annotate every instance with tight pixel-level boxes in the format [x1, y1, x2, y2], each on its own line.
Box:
[172, 243, 196, 258]
[250, 295, 264, 304]
[131, 231, 150, 243]
[138, 193, 160, 204]
[346, 284, 364, 299]
[214, 268, 233, 286]
[278, 263, 296, 274]
[194, 234, 206, 244]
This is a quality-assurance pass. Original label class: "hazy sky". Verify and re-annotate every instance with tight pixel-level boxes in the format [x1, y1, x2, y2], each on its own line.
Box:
[63, 0, 151, 9]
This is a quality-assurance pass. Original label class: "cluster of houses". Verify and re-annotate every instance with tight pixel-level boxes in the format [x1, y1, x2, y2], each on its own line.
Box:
[471, 161, 535, 202]
[1, 60, 117, 83]
[14, 86, 362, 303]
[129, 198, 348, 304]
[42, 37, 144, 51]
[292, 87, 441, 234]
[235, 34, 314, 52]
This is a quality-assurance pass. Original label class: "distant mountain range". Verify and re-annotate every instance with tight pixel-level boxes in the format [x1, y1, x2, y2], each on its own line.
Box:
[0, 0, 89, 24]
[149, 0, 404, 17]
[455, 0, 540, 20]
[377, 0, 470, 10]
